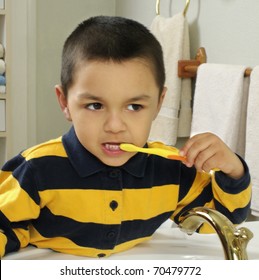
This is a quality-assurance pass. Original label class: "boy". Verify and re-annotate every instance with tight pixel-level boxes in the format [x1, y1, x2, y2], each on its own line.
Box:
[0, 16, 251, 258]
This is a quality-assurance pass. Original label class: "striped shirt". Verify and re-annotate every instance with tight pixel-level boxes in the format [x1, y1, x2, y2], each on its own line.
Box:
[0, 127, 251, 258]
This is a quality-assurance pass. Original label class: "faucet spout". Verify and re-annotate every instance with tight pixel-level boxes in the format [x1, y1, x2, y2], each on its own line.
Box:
[178, 207, 254, 260]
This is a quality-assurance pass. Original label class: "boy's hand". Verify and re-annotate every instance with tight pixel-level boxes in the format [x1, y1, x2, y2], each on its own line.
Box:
[179, 132, 245, 180]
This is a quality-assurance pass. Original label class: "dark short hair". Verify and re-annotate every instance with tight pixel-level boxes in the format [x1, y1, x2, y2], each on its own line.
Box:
[61, 16, 165, 96]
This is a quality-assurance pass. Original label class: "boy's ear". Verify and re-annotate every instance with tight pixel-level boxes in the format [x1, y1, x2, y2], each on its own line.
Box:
[154, 86, 167, 120]
[55, 85, 72, 121]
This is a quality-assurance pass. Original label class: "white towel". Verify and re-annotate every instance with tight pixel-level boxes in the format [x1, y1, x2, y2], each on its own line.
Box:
[191, 63, 248, 156]
[149, 13, 192, 145]
[0, 44, 4, 59]
[0, 59, 5, 75]
[178, 21, 192, 138]
[236, 76, 250, 157]
[245, 66, 259, 217]
[0, 85, 5, 94]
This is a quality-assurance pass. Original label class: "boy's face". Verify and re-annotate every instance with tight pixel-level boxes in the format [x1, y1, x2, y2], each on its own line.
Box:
[56, 59, 166, 167]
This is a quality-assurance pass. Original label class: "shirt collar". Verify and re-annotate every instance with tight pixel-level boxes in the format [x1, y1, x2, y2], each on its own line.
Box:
[62, 126, 147, 178]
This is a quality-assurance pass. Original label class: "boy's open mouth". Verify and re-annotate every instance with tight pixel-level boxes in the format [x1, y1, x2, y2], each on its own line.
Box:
[104, 143, 121, 151]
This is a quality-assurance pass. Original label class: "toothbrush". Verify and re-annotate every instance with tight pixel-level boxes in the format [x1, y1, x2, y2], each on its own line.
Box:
[120, 143, 220, 172]
[120, 142, 186, 161]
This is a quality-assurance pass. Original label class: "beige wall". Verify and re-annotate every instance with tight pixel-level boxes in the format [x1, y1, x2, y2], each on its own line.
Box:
[116, 0, 259, 67]
[115, 0, 259, 221]
[9, 0, 259, 156]
[36, 0, 116, 144]
[10, 0, 116, 155]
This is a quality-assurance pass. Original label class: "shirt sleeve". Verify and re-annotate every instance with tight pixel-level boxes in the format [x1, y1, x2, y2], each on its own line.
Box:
[0, 154, 41, 257]
[173, 157, 251, 230]
[211, 155, 251, 224]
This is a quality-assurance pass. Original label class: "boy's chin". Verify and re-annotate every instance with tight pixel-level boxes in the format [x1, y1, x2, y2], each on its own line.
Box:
[100, 156, 131, 167]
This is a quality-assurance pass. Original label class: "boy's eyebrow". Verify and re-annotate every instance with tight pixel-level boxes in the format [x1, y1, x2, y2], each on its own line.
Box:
[77, 92, 151, 102]
[126, 95, 151, 102]
[77, 92, 104, 101]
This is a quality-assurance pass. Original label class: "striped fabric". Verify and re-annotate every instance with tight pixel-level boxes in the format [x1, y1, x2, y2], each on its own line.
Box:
[0, 127, 251, 258]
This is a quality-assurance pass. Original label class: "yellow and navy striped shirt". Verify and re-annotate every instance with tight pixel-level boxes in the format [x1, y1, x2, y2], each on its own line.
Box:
[0, 127, 251, 257]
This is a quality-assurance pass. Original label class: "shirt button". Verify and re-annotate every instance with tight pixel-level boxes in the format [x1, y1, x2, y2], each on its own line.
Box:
[106, 231, 116, 239]
[109, 200, 118, 211]
[109, 169, 120, 178]
[97, 253, 106, 258]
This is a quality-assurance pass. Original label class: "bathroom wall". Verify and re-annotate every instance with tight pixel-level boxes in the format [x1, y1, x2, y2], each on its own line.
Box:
[7, 0, 259, 222]
[9, 0, 259, 155]
[35, 0, 116, 145]
[116, 0, 259, 66]
[116, 0, 259, 221]
[10, 0, 116, 155]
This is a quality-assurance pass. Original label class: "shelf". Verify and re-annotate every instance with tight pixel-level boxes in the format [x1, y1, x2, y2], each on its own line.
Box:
[178, 47, 253, 78]
[0, 131, 6, 137]
[0, 93, 6, 99]
[0, 0, 8, 165]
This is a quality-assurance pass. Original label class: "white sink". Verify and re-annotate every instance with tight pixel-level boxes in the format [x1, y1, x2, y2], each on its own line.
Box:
[2, 221, 259, 260]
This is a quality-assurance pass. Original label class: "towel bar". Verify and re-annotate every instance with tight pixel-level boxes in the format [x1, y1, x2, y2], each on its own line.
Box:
[178, 47, 252, 78]
[178, 47, 207, 78]
[156, 0, 190, 17]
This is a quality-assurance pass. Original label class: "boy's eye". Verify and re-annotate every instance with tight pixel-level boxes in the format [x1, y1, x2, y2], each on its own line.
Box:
[127, 104, 143, 111]
[86, 103, 103, 110]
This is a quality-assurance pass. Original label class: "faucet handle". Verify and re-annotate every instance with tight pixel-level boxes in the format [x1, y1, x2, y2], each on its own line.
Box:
[233, 227, 254, 259]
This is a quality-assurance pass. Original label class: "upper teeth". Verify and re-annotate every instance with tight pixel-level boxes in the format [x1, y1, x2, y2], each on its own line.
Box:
[105, 144, 120, 151]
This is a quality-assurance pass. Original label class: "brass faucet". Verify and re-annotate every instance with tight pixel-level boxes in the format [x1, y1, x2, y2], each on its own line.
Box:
[178, 207, 254, 260]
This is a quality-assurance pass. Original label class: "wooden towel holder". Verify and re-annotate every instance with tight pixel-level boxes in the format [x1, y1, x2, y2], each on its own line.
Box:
[178, 47, 252, 78]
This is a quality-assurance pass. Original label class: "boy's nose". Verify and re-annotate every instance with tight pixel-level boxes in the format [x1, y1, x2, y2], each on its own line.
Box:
[104, 112, 126, 133]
